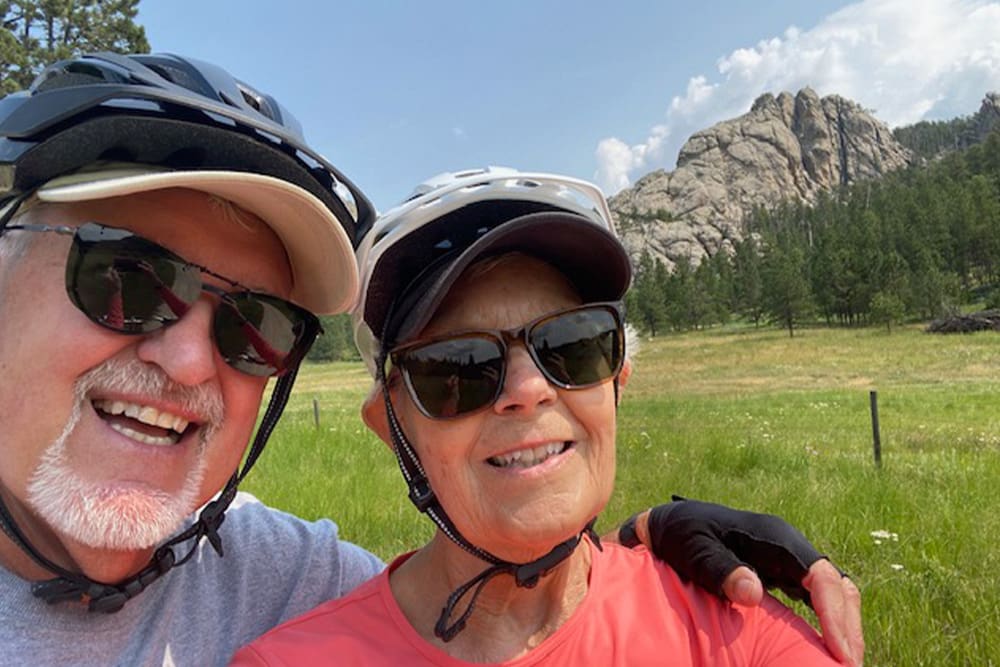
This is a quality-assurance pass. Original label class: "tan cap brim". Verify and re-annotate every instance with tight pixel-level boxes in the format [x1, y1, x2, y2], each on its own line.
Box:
[37, 167, 358, 315]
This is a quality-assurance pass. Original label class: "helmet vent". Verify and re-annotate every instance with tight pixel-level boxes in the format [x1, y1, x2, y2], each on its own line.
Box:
[203, 110, 238, 128]
[238, 86, 263, 112]
[144, 62, 206, 95]
[102, 98, 163, 113]
[35, 68, 103, 91]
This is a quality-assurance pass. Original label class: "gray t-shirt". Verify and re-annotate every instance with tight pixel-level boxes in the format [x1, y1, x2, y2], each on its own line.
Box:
[0, 492, 384, 667]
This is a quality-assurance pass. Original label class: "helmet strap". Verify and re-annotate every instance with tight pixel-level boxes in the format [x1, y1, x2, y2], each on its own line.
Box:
[433, 518, 600, 642]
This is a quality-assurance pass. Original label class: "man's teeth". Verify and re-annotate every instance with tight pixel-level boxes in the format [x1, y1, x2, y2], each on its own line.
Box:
[93, 398, 190, 445]
[489, 442, 568, 468]
[106, 423, 177, 446]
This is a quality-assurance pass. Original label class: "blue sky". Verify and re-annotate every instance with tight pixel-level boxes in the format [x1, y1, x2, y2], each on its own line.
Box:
[138, 0, 1000, 210]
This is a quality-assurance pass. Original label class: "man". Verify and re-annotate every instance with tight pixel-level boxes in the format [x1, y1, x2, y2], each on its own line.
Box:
[0, 53, 860, 666]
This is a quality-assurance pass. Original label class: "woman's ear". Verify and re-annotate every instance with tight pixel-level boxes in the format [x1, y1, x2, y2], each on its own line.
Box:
[362, 383, 394, 448]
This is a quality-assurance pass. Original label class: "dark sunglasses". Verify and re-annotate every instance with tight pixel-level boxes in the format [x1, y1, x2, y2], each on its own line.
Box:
[388, 302, 625, 419]
[4, 222, 320, 377]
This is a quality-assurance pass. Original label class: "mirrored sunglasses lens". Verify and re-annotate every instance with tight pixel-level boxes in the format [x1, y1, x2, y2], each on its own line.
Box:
[214, 293, 307, 377]
[531, 308, 621, 386]
[401, 337, 504, 418]
[68, 235, 200, 333]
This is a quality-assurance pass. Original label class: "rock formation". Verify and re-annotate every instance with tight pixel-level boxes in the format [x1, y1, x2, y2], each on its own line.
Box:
[610, 88, 913, 269]
[972, 93, 1000, 142]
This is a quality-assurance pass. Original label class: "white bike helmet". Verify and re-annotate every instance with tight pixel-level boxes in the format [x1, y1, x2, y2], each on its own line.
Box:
[353, 166, 630, 376]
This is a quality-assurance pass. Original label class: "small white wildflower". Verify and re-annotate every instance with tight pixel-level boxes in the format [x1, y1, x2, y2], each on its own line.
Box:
[870, 529, 899, 543]
[890, 563, 904, 571]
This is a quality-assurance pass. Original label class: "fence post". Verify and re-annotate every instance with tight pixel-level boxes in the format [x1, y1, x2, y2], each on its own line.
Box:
[870, 390, 881, 468]
[313, 398, 320, 429]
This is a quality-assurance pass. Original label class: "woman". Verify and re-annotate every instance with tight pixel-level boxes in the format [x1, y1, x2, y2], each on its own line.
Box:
[233, 168, 850, 665]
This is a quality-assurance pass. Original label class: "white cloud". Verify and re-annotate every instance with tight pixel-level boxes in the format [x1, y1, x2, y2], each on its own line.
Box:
[595, 0, 1000, 194]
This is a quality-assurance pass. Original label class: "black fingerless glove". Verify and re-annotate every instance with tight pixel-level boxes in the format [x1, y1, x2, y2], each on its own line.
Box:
[639, 495, 825, 606]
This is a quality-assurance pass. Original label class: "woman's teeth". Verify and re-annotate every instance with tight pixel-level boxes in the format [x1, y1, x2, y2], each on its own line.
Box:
[488, 442, 569, 468]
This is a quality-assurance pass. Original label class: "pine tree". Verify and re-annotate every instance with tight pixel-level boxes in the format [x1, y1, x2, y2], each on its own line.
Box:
[625, 250, 668, 337]
[732, 236, 765, 326]
[1, 1, 149, 95]
[761, 239, 813, 337]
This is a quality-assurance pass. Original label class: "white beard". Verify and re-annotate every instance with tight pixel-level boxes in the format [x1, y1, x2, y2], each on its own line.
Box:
[25, 358, 224, 551]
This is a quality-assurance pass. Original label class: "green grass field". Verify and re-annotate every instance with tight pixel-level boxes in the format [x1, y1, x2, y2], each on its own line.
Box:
[243, 323, 1000, 666]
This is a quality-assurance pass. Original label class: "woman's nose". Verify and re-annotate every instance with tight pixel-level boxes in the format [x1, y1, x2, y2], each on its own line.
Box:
[493, 344, 557, 415]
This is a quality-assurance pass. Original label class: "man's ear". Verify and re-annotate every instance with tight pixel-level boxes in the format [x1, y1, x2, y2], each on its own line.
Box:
[616, 358, 633, 404]
[362, 383, 394, 448]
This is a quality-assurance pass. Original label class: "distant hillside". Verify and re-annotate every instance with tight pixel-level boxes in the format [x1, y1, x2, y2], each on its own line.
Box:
[893, 93, 1000, 159]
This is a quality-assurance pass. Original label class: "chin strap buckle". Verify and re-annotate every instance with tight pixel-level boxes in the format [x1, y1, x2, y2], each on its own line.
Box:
[408, 477, 436, 512]
[514, 534, 581, 588]
[31, 541, 179, 613]
[197, 497, 228, 557]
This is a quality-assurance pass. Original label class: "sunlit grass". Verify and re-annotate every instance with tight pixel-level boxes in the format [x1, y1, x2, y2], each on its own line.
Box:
[244, 324, 1000, 665]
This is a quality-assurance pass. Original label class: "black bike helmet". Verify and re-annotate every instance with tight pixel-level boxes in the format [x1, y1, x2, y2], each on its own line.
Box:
[0, 51, 374, 247]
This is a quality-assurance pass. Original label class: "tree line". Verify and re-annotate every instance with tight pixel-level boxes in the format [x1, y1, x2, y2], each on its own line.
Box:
[892, 105, 997, 160]
[4, 4, 996, 352]
[1, 0, 148, 95]
[626, 130, 1000, 337]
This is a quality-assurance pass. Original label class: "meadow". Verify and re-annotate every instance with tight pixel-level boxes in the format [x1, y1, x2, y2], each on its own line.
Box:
[243, 323, 1000, 666]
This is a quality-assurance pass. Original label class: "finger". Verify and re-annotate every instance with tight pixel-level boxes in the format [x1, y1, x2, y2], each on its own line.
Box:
[841, 576, 865, 666]
[804, 560, 864, 666]
[680, 534, 753, 598]
[804, 561, 848, 663]
[720, 565, 763, 606]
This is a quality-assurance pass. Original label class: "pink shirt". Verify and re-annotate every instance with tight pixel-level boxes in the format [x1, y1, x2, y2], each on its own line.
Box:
[232, 541, 838, 666]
